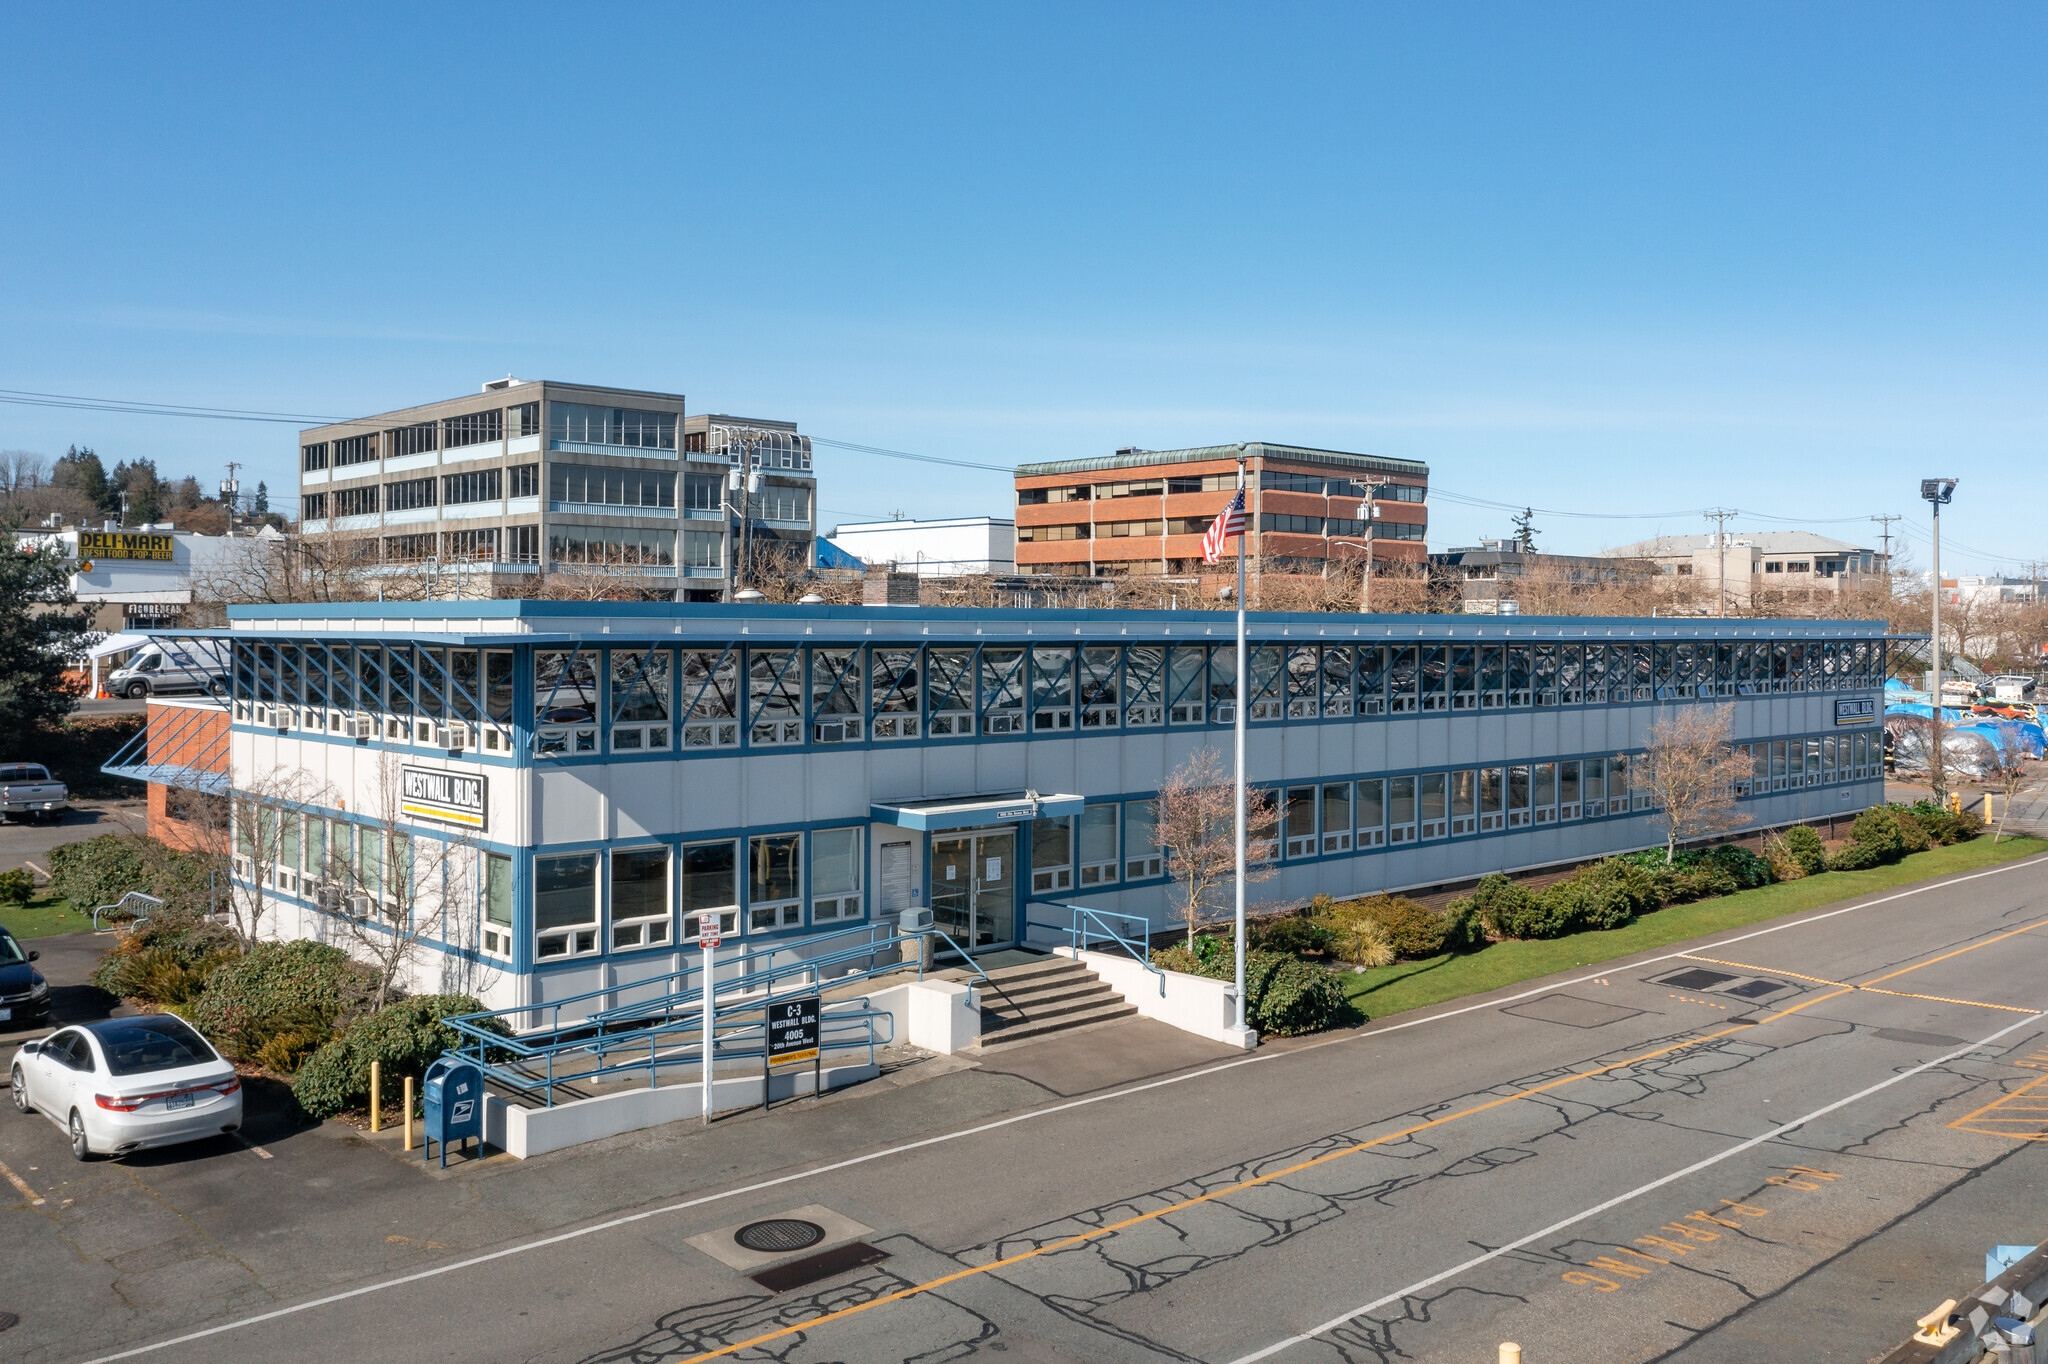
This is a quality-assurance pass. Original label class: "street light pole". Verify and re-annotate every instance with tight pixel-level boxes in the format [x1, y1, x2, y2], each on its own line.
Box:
[1921, 478, 1957, 805]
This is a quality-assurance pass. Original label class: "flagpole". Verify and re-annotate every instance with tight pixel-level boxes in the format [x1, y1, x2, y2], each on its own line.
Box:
[1232, 449, 1251, 1044]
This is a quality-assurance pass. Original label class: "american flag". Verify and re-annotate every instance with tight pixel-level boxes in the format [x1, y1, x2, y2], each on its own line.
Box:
[1201, 487, 1247, 564]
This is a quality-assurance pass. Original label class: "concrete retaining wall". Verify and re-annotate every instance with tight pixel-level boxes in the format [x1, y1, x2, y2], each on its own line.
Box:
[1056, 945, 1253, 1050]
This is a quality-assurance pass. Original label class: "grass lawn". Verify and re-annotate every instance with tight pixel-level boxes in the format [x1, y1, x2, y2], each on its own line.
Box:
[1343, 835, 2048, 1021]
[0, 892, 88, 941]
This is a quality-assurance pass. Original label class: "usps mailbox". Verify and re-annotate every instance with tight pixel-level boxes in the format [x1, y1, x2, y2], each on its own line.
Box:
[422, 1056, 484, 1167]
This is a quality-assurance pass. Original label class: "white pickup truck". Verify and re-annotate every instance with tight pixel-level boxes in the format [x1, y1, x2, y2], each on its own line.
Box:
[0, 763, 69, 823]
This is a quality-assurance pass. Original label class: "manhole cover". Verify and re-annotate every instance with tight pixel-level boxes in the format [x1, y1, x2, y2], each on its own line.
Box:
[0, 1311, 18, 1332]
[734, 1219, 826, 1254]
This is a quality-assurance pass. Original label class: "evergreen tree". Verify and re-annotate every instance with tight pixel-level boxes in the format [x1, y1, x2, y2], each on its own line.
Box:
[53, 446, 115, 519]
[251, 481, 270, 517]
[1511, 507, 1538, 552]
[0, 541, 91, 731]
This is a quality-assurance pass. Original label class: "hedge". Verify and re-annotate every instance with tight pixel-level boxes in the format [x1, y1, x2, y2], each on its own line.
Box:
[191, 940, 375, 1061]
[291, 996, 509, 1119]
[1150, 940, 1352, 1036]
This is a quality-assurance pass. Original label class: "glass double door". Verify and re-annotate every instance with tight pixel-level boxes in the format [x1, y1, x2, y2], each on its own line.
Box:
[930, 827, 1016, 948]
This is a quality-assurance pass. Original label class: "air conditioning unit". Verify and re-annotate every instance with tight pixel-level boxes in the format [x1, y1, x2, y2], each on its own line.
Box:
[440, 722, 471, 750]
[354, 716, 374, 742]
[346, 893, 374, 921]
[984, 714, 1023, 735]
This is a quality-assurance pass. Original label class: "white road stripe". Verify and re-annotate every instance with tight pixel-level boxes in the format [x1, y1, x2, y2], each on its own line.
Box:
[1226, 1008, 2048, 1363]
[74, 851, 2048, 1363]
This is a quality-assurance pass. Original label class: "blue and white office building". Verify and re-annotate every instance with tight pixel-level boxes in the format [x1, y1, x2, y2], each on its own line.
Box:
[190, 603, 1888, 1018]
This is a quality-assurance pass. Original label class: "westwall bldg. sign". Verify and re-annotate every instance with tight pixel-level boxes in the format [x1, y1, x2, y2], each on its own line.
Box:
[400, 766, 487, 830]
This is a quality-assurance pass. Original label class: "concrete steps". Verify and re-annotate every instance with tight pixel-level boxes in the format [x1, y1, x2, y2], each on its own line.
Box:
[973, 956, 1135, 1047]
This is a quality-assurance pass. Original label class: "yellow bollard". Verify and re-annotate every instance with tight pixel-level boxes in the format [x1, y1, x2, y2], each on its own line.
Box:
[403, 1076, 414, 1152]
[1984, 794, 1996, 827]
[368, 1059, 381, 1133]
[1499, 1345, 1522, 1364]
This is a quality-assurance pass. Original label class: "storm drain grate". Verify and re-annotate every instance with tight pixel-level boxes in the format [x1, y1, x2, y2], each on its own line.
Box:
[734, 1219, 826, 1254]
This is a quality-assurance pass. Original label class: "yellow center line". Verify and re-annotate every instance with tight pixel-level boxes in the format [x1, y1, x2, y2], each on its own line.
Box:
[1679, 955, 1852, 988]
[1680, 917, 2048, 1015]
[1861, 988, 2040, 1015]
[672, 984, 1857, 1364]
[1859, 916, 2048, 987]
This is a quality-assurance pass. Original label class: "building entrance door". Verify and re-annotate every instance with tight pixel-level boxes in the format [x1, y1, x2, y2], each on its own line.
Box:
[929, 828, 1016, 948]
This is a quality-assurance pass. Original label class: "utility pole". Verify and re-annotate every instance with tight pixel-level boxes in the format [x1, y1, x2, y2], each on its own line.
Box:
[1703, 507, 1737, 617]
[1869, 513, 1901, 596]
[220, 462, 241, 534]
[1922, 479, 1958, 806]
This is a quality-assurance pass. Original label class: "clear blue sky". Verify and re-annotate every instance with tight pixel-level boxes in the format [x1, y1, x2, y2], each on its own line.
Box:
[2, 4, 2041, 572]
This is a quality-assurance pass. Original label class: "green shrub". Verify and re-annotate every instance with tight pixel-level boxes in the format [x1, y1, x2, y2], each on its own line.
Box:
[1680, 862, 1741, 900]
[1827, 841, 1882, 872]
[1704, 844, 1774, 889]
[1777, 826, 1828, 875]
[1897, 801, 1980, 846]
[1848, 807, 1906, 864]
[291, 994, 506, 1119]
[192, 940, 375, 1061]
[1892, 810, 1933, 854]
[91, 914, 241, 999]
[0, 868, 33, 905]
[48, 834, 148, 919]
[1250, 914, 1331, 957]
[1538, 870, 1633, 932]
[1243, 951, 1349, 1035]
[1338, 895, 1447, 959]
[1440, 895, 1488, 952]
[1458, 873, 1555, 939]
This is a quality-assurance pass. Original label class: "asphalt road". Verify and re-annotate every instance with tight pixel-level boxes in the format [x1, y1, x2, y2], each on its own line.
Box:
[0, 801, 146, 876]
[6, 853, 2048, 1364]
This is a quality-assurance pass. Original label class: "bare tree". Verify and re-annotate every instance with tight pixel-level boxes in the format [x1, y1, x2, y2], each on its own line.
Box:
[1155, 746, 1279, 945]
[225, 768, 323, 949]
[321, 753, 478, 1008]
[1985, 721, 2030, 845]
[1641, 704, 1755, 862]
[190, 530, 395, 608]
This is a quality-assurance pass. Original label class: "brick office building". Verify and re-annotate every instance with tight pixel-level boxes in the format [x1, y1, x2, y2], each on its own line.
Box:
[1012, 442, 1428, 577]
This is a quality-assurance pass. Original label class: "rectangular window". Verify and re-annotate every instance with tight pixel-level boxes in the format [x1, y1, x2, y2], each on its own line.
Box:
[550, 403, 678, 450]
[1209, 645, 1239, 722]
[1388, 775, 1417, 843]
[386, 477, 436, 511]
[1389, 646, 1420, 714]
[927, 647, 975, 735]
[810, 827, 864, 923]
[1122, 645, 1165, 727]
[508, 524, 540, 563]
[509, 463, 540, 498]
[682, 529, 724, 568]
[1356, 646, 1388, 716]
[1610, 753, 1631, 812]
[1418, 773, 1447, 839]
[301, 493, 328, 521]
[332, 434, 377, 467]
[382, 533, 435, 563]
[1077, 646, 1121, 728]
[1507, 645, 1533, 707]
[1584, 756, 1608, 815]
[443, 409, 504, 449]
[1419, 645, 1448, 713]
[534, 650, 598, 757]
[610, 649, 672, 752]
[549, 463, 678, 508]
[1450, 645, 1477, 711]
[869, 647, 921, 739]
[1450, 769, 1477, 835]
[1338, 777, 1379, 850]
[1285, 646, 1319, 719]
[1319, 646, 1353, 718]
[1030, 816, 1072, 894]
[331, 485, 379, 517]
[442, 468, 503, 505]
[481, 852, 512, 957]
[546, 524, 676, 567]
[1532, 762, 1557, 823]
[749, 834, 803, 931]
[1078, 804, 1120, 886]
[1031, 647, 1075, 731]
[1558, 760, 1581, 820]
[390, 422, 438, 457]
[681, 839, 738, 943]
[1284, 785, 1318, 857]
[301, 442, 329, 471]
[683, 473, 722, 511]
[304, 818, 326, 887]
[1124, 799, 1163, 880]
[810, 647, 863, 743]
[443, 528, 499, 562]
[755, 484, 810, 522]
[534, 853, 599, 959]
[980, 647, 1026, 736]
[610, 847, 671, 950]
[1507, 764, 1531, 827]
[676, 647, 740, 749]
[747, 648, 804, 746]
[1167, 645, 1206, 725]
[514, 401, 540, 437]
[1321, 782, 1352, 853]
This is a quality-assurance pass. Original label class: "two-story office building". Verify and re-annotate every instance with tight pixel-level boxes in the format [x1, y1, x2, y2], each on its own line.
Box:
[137, 603, 1889, 1023]
[296, 381, 816, 599]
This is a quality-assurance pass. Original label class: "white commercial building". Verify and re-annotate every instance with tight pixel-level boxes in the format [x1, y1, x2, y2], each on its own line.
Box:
[827, 517, 1015, 576]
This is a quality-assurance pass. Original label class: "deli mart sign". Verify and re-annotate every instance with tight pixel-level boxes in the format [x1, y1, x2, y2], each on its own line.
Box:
[400, 766, 487, 830]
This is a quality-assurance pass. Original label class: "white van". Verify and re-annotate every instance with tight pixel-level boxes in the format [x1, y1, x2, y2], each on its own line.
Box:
[106, 642, 228, 699]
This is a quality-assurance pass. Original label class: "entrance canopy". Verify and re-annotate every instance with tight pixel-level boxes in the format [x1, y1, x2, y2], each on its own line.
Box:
[870, 790, 1084, 832]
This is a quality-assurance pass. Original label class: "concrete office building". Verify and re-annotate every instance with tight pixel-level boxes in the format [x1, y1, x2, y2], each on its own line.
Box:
[113, 602, 1888, 1025]
[296, 381, 816, 600]
[1602, 532, 1890, 610]
[1014, 442, 1428, 577]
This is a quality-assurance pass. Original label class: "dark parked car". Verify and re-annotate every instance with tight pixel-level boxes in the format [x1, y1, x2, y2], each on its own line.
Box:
[0, 925, 51, 1029]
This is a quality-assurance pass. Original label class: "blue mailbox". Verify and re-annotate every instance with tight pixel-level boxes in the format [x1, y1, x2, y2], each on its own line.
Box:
[422, 1056, 484, 1167]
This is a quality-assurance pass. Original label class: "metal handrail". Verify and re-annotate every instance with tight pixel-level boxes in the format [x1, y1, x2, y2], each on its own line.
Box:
[1042, 901, 1165, 996]
[93, 891, 163, 932]
[445, 998, 893, 1108]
